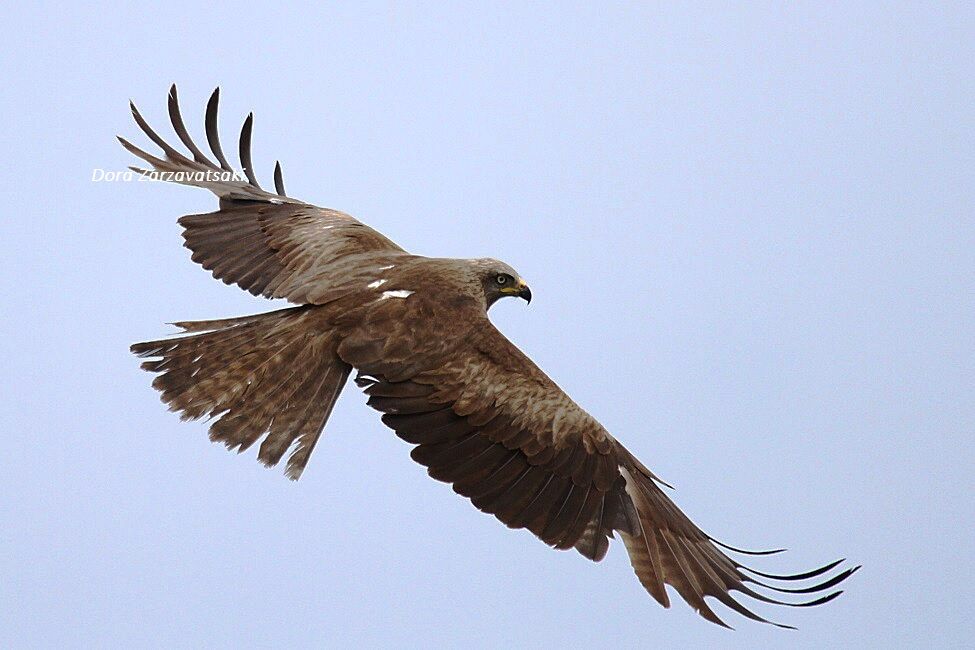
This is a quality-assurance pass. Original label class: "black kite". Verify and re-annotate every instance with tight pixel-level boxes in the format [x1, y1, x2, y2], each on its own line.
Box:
[123, 86, 857, 628]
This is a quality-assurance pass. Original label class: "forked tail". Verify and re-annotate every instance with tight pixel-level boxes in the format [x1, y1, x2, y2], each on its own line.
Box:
[131, 306, 351, 479]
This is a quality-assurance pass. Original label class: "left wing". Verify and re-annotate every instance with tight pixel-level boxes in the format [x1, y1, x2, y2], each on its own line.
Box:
[120, 85, 410, 304]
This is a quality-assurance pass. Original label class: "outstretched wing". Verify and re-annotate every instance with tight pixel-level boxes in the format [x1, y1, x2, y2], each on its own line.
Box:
[349, 316, 636, 564]
[120, 85, 409, 304]
[349, 314, 858, 628]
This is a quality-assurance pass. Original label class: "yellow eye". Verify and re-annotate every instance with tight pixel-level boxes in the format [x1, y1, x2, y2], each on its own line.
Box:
[496, 274, 508, 285]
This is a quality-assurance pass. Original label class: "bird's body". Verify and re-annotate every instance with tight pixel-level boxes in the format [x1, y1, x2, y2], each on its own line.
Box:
[124, 86, 856, 629]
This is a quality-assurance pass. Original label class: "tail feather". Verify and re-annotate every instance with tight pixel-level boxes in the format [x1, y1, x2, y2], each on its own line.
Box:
[132, 306, 350, 479]
[257, 346, 346, 471]
[284, 363, 349, 479]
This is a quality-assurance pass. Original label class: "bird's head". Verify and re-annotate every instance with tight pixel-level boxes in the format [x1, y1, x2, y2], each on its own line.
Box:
[473, 258, 532, 309]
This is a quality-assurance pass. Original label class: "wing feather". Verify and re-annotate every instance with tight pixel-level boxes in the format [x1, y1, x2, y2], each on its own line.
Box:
[121, 87, 409, 304]
[353, 317, 857, 627]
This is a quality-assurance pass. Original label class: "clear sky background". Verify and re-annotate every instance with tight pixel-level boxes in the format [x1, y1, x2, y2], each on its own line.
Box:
[2, 3, 972, 648]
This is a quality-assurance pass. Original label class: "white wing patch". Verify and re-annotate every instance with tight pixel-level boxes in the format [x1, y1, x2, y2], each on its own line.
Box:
[368, 279, 388, 289]
[380, 289, 414, 300]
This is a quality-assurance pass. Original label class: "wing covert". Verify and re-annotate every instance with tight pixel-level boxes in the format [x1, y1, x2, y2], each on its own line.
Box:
[353, 319, 633, 561]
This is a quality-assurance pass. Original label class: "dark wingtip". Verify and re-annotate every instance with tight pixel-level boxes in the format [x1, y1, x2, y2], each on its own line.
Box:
[239, 112, 261, 188]
[205, 87, 233, 171]
[741, 557, 846, 582]
[795, 590, 844, 607]
[710, 537, 787, 556]
[749, 564, 860, 595]
[167, 84, 217, 168]
[273, 160, 286, 196]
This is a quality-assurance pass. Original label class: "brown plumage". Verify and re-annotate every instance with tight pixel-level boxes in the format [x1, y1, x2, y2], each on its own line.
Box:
[125, 85, 858, 628]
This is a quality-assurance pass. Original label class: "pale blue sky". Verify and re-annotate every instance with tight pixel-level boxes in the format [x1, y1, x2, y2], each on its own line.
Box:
[2, 3, 972, 648]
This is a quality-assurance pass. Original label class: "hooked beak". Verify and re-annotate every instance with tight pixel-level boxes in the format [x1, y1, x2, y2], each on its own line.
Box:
[499, 277, 532, 304]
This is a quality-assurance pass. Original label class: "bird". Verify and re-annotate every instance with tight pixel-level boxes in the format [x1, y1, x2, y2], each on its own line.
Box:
[122, 85, 858, 629]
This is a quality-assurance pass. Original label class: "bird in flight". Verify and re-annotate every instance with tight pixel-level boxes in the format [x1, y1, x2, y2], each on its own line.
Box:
[123, 85, 857, 629]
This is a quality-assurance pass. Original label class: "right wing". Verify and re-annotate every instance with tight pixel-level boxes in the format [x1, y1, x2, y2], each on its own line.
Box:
[119, 85, 409, 305]
[348, 312, 858, 628]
